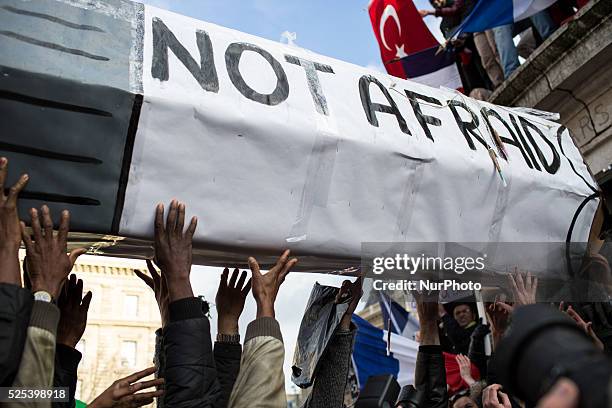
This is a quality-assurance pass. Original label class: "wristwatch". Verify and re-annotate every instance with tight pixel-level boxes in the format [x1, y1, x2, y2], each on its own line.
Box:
[216, 333, 240, 344]
[34, 291, 52, 303]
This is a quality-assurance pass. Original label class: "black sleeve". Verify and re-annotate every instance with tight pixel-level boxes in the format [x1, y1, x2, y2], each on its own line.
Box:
[468, 323, 490, 377]
[0, 283, 33, 386]
[303, 325, 356, 408]
[153, 328, 165, 408]
[415, 345, 448, 408]
[162, 297, 221, 408]
[213, 342, 241, 408]
[52, 344, 82, 408]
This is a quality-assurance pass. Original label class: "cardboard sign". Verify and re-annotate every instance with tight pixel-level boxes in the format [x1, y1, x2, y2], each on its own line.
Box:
[0, 0, 598, 271]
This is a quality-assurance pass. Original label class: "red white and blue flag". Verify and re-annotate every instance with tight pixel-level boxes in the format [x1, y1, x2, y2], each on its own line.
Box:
[367, 0, 463, 90]
[453, 0, 557, 37]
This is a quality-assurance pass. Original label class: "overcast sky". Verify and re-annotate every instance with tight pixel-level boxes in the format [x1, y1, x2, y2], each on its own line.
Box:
[129, 0, 443, 392]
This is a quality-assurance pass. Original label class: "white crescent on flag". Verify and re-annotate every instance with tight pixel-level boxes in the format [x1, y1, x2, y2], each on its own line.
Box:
[379, 4, 402, 51]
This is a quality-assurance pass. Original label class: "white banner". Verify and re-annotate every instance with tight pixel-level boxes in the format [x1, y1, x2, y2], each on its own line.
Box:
[118, 5, 597, 270]
[0, 1, 598, 272]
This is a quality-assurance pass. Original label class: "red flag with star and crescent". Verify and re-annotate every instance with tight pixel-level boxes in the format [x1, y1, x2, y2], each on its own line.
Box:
[368, 0, 462, 90]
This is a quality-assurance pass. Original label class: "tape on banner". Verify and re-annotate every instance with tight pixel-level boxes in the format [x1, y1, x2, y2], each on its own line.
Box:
[286, 114, 339, 243]
[392, 159, 426, 242]
[487, 164, 512, 243]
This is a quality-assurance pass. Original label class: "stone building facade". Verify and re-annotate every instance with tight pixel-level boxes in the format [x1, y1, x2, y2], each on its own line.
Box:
[63, 255, 161, 405]
[489, 0, 612, 185]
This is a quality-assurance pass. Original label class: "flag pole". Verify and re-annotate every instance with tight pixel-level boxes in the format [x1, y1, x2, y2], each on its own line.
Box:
[386, 318, 392, 356]
[474, 289, 492, 356]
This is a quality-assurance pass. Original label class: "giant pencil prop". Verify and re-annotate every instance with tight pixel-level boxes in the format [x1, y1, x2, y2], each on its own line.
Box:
[0, 0, 599, 272]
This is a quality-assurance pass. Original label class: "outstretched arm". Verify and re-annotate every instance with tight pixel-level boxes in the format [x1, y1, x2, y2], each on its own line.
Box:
[152, 201, 221, 408]
[229, 250, 297, 408]
[214, 268, 250, 408]
[414, 291, 447, 408]
[53, 274, 92, 408]
[14, 206, 85, 395]
[303, 277, 362, 408]
[0, 157, 32, 386]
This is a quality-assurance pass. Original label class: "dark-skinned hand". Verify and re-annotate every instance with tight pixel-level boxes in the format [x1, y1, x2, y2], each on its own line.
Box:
[216, 268, 251, 335]
[0, 157, 29, 286]
[335, 276, 363, 330]
[248, 250, 297, 319]
[153, 200, 197, 302]
[21, 206, 86, 299]
[135, 260, 169, 327]
[57, 274, 92, 348]
[88, 367, 164, 408]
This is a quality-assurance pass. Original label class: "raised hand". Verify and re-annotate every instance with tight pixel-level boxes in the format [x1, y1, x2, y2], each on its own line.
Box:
[561, 303, 604, 351]
[413, 290, 440, 345]
[483, 384, 511, 408]
[153, 200, 197, 302]
[21, 206, 87, 299]
[455, 354, 476, 386]
[248, 250, 297, 319]
[335, 276, 363, 330]
[88, 367, 164, 408]
[216, 268, 251, 335]
[536, 378, 579, 408]
[0, 157, 29, 286]
[508, 268, 537, 306]
[135, 260, 169, 327]
[57, 274, 92, 348]
[486, 300, 511, 349]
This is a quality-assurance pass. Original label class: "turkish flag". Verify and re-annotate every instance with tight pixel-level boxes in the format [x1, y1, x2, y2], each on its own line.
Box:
[368, 0, 441, 79]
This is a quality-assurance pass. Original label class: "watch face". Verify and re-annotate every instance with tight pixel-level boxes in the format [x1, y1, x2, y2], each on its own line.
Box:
[34, 291, 52, 302]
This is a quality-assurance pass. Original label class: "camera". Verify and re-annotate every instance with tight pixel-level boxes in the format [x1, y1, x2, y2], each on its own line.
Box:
[494, 304, 612, 408]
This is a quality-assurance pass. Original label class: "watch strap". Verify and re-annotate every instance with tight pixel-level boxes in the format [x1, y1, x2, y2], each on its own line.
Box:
[216, 333, 240, 344]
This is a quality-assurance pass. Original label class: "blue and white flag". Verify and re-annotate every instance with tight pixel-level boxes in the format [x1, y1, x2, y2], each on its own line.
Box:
[379, 293, 420, 340]
[351, 315, 418, 389]
[454, 0, 557, 36]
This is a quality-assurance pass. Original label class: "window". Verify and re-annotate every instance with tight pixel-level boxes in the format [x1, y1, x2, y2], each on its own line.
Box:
[123, 295, 139, 317]
[75, 380, 82, 400]
[121, 341, 137, 368]
[76, 339, 86, 355]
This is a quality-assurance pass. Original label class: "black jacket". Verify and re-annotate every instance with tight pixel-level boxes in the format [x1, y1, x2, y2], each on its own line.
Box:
[213, 342, 241, 408]
[52, 344, 82, 408]
[467, 321, 490, 377]
[414, 345, 448, 408]
[441, 314, 476, 355]
[156, 297, 225, 408]
[0, 283, 33, 386]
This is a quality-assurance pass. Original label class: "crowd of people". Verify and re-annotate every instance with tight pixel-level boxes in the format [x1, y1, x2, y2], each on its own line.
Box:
[0, 153, 611, 408]
[418, 0, 587, 98]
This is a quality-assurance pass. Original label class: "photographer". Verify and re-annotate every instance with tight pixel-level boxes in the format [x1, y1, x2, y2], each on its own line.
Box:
[494, 304, 612, 408]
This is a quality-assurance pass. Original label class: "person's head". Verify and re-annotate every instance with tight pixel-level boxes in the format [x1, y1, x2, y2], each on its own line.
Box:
[453, 304, 474, 328]
[451, 396, 477, 408]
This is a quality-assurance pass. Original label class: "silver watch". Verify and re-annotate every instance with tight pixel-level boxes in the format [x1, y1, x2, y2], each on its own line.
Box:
[34, 291, 52, 303]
